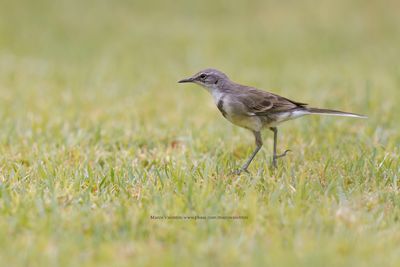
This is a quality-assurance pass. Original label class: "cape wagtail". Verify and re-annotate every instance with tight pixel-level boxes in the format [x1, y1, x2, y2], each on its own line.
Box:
[179, 68, 366, 174]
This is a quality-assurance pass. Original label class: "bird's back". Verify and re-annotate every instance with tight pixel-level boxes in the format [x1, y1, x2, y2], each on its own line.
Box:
[221, 82, 307, 116]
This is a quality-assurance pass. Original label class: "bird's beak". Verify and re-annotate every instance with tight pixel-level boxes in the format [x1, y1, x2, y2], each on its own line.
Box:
[178, 77, 194, 83]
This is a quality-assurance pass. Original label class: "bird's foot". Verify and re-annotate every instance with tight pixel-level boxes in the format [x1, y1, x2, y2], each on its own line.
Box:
[276, 149, 291, 159]
[232, 167, 250, 175]
[272, 149, 291, 168]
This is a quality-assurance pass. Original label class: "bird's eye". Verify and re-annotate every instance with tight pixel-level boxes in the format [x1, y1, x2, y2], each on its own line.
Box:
[199, 74, 206, 79]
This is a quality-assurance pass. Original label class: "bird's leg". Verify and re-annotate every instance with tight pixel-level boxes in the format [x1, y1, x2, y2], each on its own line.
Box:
[270, 127, 291, 168]
[237, 131, 263, 174]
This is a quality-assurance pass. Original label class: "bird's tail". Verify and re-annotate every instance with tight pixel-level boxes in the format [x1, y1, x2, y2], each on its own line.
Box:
[306, 107, 367, 119]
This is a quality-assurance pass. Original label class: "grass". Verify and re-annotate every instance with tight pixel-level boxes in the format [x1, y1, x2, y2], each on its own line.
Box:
[0, 0, 399, 266]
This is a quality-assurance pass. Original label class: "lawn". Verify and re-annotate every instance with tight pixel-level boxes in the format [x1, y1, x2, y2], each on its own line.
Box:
[0, 0, 399, 266]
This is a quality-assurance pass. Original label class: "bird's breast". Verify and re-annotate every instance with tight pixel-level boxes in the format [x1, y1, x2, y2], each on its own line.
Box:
[217, 98, 262, 131]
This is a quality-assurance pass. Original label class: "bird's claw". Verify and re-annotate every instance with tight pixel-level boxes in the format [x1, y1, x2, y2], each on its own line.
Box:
[271, 149, 291, 168]
[276, 149, 291, 159]
[233, 168, 250, 175]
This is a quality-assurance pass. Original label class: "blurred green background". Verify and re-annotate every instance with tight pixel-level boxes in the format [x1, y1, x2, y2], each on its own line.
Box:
[0, 0, 399, 266]
[1, 0, 399, 135]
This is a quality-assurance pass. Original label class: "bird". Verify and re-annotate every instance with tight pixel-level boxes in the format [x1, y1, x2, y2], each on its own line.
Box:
[178, 68, 367, 174]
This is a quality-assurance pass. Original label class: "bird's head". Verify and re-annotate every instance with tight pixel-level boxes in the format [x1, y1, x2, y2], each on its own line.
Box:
[178, 68, 229, 90]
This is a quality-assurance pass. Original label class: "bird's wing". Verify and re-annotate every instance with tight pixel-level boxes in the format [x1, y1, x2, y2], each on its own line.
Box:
[235, 87, 307, 116]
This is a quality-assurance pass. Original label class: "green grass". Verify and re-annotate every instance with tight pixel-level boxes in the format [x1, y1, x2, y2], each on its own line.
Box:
[0, 0, 400, 266]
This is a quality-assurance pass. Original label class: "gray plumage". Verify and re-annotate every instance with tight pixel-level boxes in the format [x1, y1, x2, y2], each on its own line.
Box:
[179, 68, 366, 173]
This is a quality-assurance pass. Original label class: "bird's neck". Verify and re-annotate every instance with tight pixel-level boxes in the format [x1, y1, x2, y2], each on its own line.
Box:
[203, 84, 220, 93]
[202, 84, 225, 105]
[203, 79, 231, 93]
